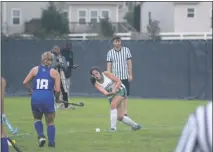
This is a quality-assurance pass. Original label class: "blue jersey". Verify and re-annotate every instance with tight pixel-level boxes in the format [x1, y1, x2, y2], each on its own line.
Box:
[31, 65, 56, 113]
[33, 65, 54, 91]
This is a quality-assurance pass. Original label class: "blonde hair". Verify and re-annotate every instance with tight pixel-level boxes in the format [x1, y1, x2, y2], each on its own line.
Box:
[41, 51, 53, 66]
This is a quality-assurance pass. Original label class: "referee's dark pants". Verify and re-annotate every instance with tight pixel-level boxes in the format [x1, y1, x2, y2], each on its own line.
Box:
[121, 79, 130, 96]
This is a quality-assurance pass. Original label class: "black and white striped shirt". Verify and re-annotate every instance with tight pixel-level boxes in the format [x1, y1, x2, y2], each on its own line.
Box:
[175, 102, 212, 152]
[106, 47, 132, 80]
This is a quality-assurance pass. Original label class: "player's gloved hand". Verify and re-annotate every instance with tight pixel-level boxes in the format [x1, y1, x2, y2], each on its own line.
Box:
[106, 92, 116, 97]
[57, 62, 64, 68]
[112, 89, 117, 94]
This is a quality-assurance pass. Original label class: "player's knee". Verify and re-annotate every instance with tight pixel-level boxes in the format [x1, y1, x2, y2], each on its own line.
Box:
[45, 113, 55, 125]
[110, 103, 117, 109]
[47, 122, 54, 126]
[33, 113, 42, 120]
[46, 118, 54, 125]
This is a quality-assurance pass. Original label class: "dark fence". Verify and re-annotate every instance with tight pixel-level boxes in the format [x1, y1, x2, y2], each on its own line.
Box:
[1, 40, 212, 100]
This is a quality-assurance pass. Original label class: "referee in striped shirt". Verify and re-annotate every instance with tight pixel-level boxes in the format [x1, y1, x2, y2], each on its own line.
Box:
[106, 36, 132, 116]
[175, 101, 212, 152]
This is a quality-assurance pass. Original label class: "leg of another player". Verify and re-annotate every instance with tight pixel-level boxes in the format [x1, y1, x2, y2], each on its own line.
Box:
[123, 98, 128, 116]
[32, 111, 45, 147]
[1, 125, 9, 152]
[122, 79, 129, 116]
[45, 112, 56, 147]
[1, 78, 9, 152]
[117, 98, 141, 130]
[110, 96, 123, 131]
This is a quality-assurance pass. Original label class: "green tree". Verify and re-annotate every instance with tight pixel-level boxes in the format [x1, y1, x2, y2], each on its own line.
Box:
[100, 17, 115, 38]
[41, 2, 69, 36]
[133, 5, 140, 32]
[124, 11, 134, 27]
[124, 4, 141, 32]
[147, 20, 161, 40]
[24, 19, 46, 38]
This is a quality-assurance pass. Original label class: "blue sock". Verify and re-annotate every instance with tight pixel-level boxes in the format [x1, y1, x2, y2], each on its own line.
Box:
[47, 125, 55, 144]
[1, 137, 9, 152]
[34, 121, 44, 137]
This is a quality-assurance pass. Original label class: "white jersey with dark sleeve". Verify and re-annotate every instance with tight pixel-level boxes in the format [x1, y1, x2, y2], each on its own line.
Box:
[174, 102, 212, 152]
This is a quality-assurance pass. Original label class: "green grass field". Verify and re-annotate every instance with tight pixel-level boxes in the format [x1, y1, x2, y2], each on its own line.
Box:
[4, 97, 207, 152]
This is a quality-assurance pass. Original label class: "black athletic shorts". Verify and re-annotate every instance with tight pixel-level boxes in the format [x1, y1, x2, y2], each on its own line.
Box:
[121, 79, 130, 96]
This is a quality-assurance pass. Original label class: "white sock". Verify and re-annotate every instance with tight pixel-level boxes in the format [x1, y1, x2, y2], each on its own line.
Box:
[110, 109, 117, 130]
[121, 116, 137, 127]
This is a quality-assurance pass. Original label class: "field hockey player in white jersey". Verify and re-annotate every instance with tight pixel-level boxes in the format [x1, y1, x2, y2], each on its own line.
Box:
[90, 67, 141, 132]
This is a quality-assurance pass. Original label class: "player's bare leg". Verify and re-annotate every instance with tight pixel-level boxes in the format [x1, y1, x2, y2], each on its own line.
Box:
[45, 112, 56, 148]
[117, 98, 141, 130]
[123, 98, 128, 116]
[33, 112, 45, 147]
[1, 78, 9, 152]
[110, 96, 123, 131]
[1, 126, 9, 152]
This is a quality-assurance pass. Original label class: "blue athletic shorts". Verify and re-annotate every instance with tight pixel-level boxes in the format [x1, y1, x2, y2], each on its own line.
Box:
[31, 91, 55, 114]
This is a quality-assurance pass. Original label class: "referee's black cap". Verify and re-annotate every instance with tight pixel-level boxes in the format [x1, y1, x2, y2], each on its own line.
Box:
[112, 36, 121, 42]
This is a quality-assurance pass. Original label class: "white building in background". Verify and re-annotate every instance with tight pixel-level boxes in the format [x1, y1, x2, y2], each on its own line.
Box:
[64, 2, 127, 33]
[1, 1, 130, 35]
[1, 2, 48, 35]
[140, 2, 212, 33]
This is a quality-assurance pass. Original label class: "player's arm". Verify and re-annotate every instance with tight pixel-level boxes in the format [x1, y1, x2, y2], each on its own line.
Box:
[50, 69, 61, 101]
[126, 48, 133, 81]
[128, 60, 132, 76]
[107, 62, 112, 72]
[106, 52, 112, 72]
[103, 71, 121, 93]
[61, 56, 68, 71]
[23, 67, 37, 95]
[94, 83, 115, 97]
[1, 77, 6, 113]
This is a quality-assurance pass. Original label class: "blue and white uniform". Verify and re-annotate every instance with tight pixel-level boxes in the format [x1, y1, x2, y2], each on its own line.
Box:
[31, 65, 55, 114]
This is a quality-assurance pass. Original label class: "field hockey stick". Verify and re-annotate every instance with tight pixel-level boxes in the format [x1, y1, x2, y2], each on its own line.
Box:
[2, 114, 19, 134]
[7, 136, 22, 152]
[59, 101, 84, 107]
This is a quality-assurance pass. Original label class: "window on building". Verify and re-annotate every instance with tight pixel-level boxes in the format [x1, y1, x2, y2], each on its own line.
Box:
[101, 10, 109, 18]
[78, 10, 87, 24]
[12, 9, 21, 25]
[90, 10, 98, 23]
[187, 8, 195, 18]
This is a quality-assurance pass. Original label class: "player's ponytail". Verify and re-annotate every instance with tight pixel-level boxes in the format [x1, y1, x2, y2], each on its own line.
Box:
[90, 76, 96, 85]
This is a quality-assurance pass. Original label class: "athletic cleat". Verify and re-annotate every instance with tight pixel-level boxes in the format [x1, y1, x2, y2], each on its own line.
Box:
[132, 124, 141, 131]
[38, 136, 46, 147]
[48, 142, 55, 148]
[109, 128, 117, 132]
